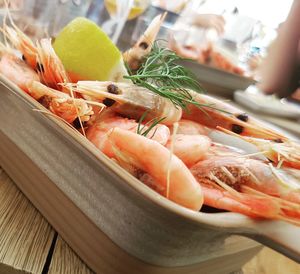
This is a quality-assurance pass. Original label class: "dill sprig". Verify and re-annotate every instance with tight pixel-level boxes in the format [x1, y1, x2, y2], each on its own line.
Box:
[124, 42, 205, 109]
[137, 111, 166, 138]
[124, 42, 230, 115]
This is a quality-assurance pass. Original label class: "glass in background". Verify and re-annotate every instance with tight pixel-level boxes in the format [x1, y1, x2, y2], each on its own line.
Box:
[104, 0, 149, 20]
[100, 0, 150, 44]
[5, 0, 92, 39]
[51, 0, 93, 36]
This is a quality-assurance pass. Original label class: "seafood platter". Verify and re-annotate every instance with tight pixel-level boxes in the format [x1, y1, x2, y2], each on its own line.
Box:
[0, 10, 300, 273]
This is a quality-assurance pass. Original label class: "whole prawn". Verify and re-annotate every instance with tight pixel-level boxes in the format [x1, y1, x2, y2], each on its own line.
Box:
[0, 51, 40, 92]
[190, 154, 300, 224]
[27, 81, 96, 124]
[1, 12, 71, 90]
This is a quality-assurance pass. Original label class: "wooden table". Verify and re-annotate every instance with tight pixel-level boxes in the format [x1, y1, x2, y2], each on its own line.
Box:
[0, 167, 92, 274]
[0, 167, 299, 274]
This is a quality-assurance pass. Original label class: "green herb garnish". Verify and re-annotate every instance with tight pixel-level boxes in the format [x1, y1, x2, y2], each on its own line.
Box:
[137, 111, 166, 138]
[124, 42, 228, 114]
[124, 42, 205, 108]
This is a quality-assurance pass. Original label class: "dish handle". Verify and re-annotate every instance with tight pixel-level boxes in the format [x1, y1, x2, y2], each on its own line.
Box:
[240, 220, 300, 263]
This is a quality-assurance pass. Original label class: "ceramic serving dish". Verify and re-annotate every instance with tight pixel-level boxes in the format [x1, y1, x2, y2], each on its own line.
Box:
[0, 76, 299, 273]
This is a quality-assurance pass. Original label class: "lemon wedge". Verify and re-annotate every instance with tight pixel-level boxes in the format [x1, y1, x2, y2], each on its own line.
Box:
[53, 17, 127, 82]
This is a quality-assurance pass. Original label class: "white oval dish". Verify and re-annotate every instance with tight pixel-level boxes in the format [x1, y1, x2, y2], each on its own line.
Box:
[0, 76, 299, 273]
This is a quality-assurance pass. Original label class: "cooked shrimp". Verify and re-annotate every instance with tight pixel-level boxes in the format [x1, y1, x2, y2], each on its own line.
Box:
[107, 128, 203, 210]
[200, 183, 283, 219]
[64, 81, 182, 125]
[183, 91, 287, 141]
[86, 111, 170, 157]
[27, 81, 95, 124]
[169, 119, 209, 135]
[168, 40, 200, 61]
[2, 20, 70, 90]
[205, 142, 247, 158]
[208, 50, 245, 75]
[36, 39, 70, 89]
[123, 13, 167, 71]
[165, 134, 211, 167]
[2, 20, 38, 69]
[190, 156, 300, 223]
[0, 53, 40, 92]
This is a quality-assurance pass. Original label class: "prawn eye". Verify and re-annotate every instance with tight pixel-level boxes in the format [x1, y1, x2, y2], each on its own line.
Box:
[139, 42, 149, 50]
[232, 124, 244, 134]
[273, 138, 283, 143]
[107, 84, 119, 94]
[236, 113, 248, 122]
[22, 54, 26, 62]
[103, 98, 116, 107]
[38, 95, 52, 109]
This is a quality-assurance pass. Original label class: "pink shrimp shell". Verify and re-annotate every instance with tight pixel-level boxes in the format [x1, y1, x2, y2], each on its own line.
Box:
[108, 128, 203, 211]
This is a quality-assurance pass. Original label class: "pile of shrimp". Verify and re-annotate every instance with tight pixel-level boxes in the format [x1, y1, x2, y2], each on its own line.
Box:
[1, 10, 300, 226]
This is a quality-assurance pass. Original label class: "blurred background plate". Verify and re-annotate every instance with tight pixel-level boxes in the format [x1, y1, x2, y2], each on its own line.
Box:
[234, 89, 300, 118]
[179, 59, 256, 97]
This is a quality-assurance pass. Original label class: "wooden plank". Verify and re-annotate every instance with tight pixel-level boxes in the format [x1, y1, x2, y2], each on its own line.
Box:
[48, 236, 93, 274]
[243, 247, 300, 274]
[49, 234, 260, 274]
[0, 168, 55, 274]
